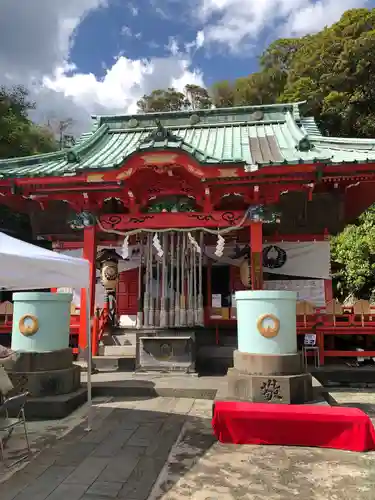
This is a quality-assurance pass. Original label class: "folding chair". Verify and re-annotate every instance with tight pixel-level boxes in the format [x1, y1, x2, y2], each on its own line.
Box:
[0, 392, 31, 466]
[302, 333, 320, 370]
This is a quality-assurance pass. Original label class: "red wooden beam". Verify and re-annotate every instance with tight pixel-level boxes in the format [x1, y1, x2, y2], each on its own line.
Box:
[53, 232, 328, 249]
[99, 211, 250, 231]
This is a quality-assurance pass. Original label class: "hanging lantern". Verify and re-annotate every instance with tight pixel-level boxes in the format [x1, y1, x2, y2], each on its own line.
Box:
[101, 260, 119, 290]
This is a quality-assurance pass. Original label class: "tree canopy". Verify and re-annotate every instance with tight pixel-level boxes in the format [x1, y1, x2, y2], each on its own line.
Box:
[137, 84, 212, 113]
[138, 8, 375, 140]
[0, 85, 57, 159]
[0, 85, 58, 239]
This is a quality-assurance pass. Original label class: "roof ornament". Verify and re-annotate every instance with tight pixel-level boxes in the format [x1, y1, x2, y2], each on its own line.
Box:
[66, 150, 80, 163]
[249, 110, 264, 121]
[297, 136, 312, 152]
[141, 119, 182, 144]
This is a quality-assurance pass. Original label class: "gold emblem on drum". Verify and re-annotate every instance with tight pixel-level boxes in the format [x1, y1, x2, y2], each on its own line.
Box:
[19, 314, 39, 337]
[257, 314, 280, 338]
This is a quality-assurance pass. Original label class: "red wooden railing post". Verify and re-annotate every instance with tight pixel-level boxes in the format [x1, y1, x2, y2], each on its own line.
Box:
[79, 224, 97, 356]
[250, 221, 263, 290]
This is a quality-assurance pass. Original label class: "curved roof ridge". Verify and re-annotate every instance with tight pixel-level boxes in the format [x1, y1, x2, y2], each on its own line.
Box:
[310, 135, 375, 147]
[95, 101, 307, 123]
[0, 124, 109, 170]
[300, 116, 322, 137]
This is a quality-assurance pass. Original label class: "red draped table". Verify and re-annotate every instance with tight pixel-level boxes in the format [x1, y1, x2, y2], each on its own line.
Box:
[212, 401, 375, 452]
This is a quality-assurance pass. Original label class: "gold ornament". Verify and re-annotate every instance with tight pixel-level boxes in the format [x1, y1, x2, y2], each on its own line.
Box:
[19, 314, 39, 336]
[257, 314, 280, 338]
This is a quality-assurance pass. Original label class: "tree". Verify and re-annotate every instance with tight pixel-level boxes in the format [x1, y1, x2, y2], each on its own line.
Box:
[331, 206, 375, 300]
[0, 85, 57, 158]
[0, 85, 58, 241]
[211, 80, 235, 108]
[137, 88, 189, 113]
[185, 84, 212, 110]
[211, 8, 375, 138]
[47, 117, 75, 149]
[137, 85, 212, 113]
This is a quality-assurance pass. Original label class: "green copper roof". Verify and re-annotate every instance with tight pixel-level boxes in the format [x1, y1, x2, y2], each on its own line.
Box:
[1, 102, 375, 179]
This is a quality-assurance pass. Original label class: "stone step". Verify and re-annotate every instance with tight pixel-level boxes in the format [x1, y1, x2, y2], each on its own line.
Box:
[92, 355, 135, 372]
[113, 332, 137, 346]
[101, 344, 136, 356]
[100, 330, 137, 347]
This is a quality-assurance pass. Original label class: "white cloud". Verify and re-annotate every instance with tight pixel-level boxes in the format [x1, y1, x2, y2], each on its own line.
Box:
[196, 0, 369, 52]
[166, 37, 180, 56]
[127, 3, 139, 16]
[0, 0, 206, 136]
[121, 25, 132, 36]
[43, 56, 204, 118]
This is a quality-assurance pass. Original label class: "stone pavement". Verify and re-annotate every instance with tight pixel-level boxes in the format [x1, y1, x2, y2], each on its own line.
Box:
[151, 391, 375, 500]
[0, 397, 112, 482]
[2, 391, 375, 500]
[0, 396, 206, 500]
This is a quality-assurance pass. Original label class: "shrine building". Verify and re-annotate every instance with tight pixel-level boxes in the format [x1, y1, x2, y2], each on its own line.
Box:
[1, 101, 375, 370]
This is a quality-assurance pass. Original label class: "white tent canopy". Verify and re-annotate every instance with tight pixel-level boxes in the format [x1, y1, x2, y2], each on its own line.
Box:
[0, 231, 94, 430]
[0, 232, 89, 290]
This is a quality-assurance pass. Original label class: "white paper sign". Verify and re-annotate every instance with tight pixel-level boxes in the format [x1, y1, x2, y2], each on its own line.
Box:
[211, 294, 222, 308]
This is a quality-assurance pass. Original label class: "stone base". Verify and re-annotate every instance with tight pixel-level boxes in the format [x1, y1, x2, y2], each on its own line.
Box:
[8, 365, 81, 397]
[10, 348, 73, 372]
[8, 388, 87, 420]
[226, 368, 313, 404]
[233, 350, 302, 376]
[136, 329, 196, 373]
[6, 349, 81, 397]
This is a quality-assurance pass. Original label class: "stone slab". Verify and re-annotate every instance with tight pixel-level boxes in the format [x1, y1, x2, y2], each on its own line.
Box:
[9, 349, 73, 373]
[227, 368, 313, 404]
[22, 388, 87, 420]
[8, 365, 81, 398]
[233, 350, 302, 375]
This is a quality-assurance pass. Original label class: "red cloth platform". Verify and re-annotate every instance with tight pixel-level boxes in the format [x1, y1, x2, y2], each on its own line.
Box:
[212, 401, 375, 452]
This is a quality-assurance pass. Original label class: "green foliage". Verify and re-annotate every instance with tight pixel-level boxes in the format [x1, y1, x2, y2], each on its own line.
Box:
[0, 85, 57, 158]
[137, 85, 212, 113]
[331, 206, 375, 300]
[0, 85, 58, 239]
[211, 8, 375, 138]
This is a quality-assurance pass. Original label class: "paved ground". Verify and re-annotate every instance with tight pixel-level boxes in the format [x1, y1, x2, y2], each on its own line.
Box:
[1, 388, 375, 499]
[0, 397, 112, 482]
[0, 396, 202, 500]
[151, 397, 375, 500]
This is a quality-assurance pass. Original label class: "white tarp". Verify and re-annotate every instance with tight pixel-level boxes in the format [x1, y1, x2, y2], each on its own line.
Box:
[264, 279, 326, 306]
[205, 241, 331, 279]
[1, 232, 93, 431]
[59, 241, 330, 281]
[0, 232, 89, 290]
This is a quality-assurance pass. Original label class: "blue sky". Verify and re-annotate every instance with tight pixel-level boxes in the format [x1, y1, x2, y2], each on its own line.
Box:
[71, 0, 375, 86]
[0, 0, 373, 132]
[69, 0, 270, 86]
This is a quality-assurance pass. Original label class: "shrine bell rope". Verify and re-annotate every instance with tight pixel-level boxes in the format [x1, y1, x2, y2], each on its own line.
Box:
[97, 209, 254, 328]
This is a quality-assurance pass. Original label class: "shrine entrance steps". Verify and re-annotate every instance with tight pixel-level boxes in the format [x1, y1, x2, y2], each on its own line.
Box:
[95, 327, 137, 372]
[93, 325, 238, 373]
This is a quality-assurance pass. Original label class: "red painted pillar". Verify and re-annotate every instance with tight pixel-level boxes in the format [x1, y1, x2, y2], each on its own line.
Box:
[324, 279, 333, 304]
[250, 222, 263, 290]
[79, 225, 97, 355]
